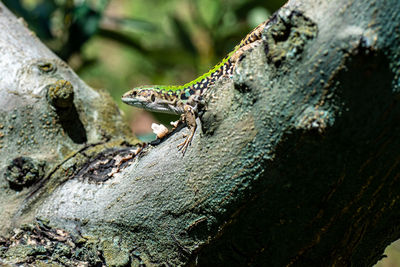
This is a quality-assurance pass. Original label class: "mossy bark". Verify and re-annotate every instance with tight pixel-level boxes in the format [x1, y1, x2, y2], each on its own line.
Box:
[1, 0, 400, 266]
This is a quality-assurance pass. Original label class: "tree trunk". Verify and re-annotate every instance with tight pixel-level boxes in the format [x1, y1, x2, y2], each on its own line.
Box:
[1, 0, 400, 266]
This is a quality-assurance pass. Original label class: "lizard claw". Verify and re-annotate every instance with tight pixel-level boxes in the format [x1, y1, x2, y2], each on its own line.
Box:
[177, 104, 197, 155]
[177, 129, 195, 155]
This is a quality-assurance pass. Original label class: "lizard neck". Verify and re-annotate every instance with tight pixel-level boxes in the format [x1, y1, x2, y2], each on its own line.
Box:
[141, 53, 233, 113]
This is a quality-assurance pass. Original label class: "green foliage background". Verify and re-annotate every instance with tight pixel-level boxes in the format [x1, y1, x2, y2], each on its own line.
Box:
[3, 0, 283, 123]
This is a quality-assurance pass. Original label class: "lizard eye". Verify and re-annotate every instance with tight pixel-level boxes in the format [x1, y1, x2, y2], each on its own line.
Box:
[150, 94, 156, 102]
[132, 91, 137, 97]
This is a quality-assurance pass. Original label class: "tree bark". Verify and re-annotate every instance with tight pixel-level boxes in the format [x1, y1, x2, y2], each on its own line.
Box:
[1, 0, 400, 266]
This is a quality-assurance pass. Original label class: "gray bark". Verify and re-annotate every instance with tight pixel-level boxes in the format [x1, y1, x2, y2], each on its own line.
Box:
[1, 0, 400, 266]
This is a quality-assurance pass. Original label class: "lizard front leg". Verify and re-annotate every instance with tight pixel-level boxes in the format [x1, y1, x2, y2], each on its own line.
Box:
[177, 104, 197, 155]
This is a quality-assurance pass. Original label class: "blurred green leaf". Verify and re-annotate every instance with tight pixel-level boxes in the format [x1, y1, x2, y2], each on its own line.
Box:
[105, 17, 157, 32]
[247, 6, 271, 28]
[196, 0, 222, 29]
[97, 28, 147, 53]
[171, 16, 197, 56]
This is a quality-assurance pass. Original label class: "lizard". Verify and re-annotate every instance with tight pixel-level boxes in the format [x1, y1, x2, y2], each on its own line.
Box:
[122, 17, 275, 155]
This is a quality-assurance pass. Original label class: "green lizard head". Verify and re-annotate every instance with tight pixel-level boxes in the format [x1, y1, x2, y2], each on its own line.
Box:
[121, 86, 185, 114]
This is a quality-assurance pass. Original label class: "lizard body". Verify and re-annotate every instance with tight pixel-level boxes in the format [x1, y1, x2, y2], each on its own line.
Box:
[122, 19, 272, 154]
